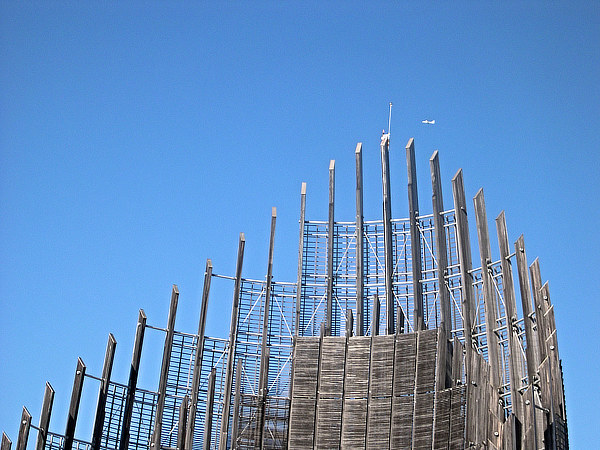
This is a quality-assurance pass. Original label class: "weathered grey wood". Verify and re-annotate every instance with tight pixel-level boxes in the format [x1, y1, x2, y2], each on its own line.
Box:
[119, 309, 147, 450]
[514, 236, 540, 386]
[186, 259, 213, 449]
[346, 309, 354, 337]
[406, 138, 425, 331]
[92, 333, 117, 450]
[380, 134, 395, 335]
[432, 389, 451, 450]
[411, 330, 438, 450]
[397, 305, 405, 334]
[355, 143, 365, 337]
[451, 338, 464, 387]
[341, 397, 368, 449]
[231, 358, 243, 449]
[344, 336, 371, 399]
[150, 285, 179, 449]
[218, 234, 245, 450]
[316, 397, 344, 449]
[390, 395, 414, 449]
[295, 182, 307, 337]
[1, 432, 11, 450]
[64, 358, 86, 450]
[366, 396, 392, 449]
[177, 395, 188, 450]
[203, 368, 217, 450]
[256, 346, 270, 449]
[369, 335, 395, 398]
[451, 169, 477, 444]
[449, 386, 466, 449]
[326, 160, 335, 336]
[529, 259, 548, 364]
[35, 382, 54, 450]
[372, 295, 380, 336]
[430, 150, 451, 390]
[473, 189, 502, 390]
[16, 407, 31, 450]
[256, 208, 277, 448]
[495, 211, 524, 422]
[542, 283, 565, 420]
[393, 333, 417, 396]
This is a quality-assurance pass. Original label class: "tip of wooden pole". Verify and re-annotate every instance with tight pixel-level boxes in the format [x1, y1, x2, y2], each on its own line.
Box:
[405, 137, 415, 149]
[329, 160, 335, 170]
[355, 142, 362, 154]
[429, 149, 439, 162]
[451, 168, 463, 183]
[301, 182, 307, 195]
[172, 284, 179, 295]
[271, 206, 277, 217]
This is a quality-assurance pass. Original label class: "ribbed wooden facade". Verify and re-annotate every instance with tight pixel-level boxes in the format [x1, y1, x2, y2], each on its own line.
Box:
[4, 133, 568, 449]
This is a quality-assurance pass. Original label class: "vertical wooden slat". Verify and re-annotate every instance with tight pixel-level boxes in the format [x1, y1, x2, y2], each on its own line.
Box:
[231, 358, 243, 449]
[495, 211, 524, 423]
[326, 160, 335, 336]
[529, 259, 548, 365]
[542, 283, 565, 419]
[256, 347, 270, 448]
[119, 309, 147, 450]
[185, 259, 213, 449]
[346, 309, 354, 338]
[430, 150, 451, 390]
[473, 189, 502, 390]
[218, 234, 245, 450]
[151, 285, 180, 449]
[380, 134, 395, 335]
[256, 208, 277, 448]
[406, 138, 425, 331]
[355, 143, 365, 336]
[203, 368, 217, 450]
[16, 407, 31, 450]
[35, 382, 54, 450]
[92, 333, 117, 450]
[372, 295, 380, 337]
[1, 433, 11, 450]
[295, 182, 307, 337]
[64, 358, 86, 450]
[177, 395, 188, 450]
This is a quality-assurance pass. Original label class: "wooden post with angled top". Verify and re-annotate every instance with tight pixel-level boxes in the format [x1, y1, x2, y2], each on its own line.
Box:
[326, 160, 335, 336]
[119, 309, 147, 450]
[406, 138, 424, 331]
[256, 208, 277, 448]
[1, 433, 11, 450]
[35, 382, 54, 450]
[16, 407, 31, 450]
[530, 259, 548, 365]
[372, 295, 380, 337]
[380, 134, 395, 335]
[355, 143, 365, 336]
[496, 211, 524, 422]
[430, 150, 451, 390]
[185, 259, 213, 449]
[295, 182, 307, 337]
[151, 285, 180, 450]
[64, 358, 86, 450]
[92, 333, 117, 450]
[219, 234, 246, 450]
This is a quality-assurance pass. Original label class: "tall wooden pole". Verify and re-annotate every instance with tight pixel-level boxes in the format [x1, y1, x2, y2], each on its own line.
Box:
[35, 382, 54, 450]
[1, 433, 11, 450]
[119, 309, 147, 450]
[326, 160, 335, 336]
[92, 333, 117, 450]
[380, 134, 395, 335]
[355, 143, 365, 336]
[185, 259, 213, 449]
[295, 182, 307, 337]
[64, 358, 86, 450]
[15, 408, 31, 450]
[406, 138, 425, 331]
[203, 368, 217, 450]
[231, 358, 243, 449]
[151, 285, 180, 449]
[219, 234, 246, 450]
[177, 396, 188, 450]
[257, 208, 277, 448]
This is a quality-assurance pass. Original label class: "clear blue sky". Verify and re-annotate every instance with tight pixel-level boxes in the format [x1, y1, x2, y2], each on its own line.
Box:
[1, 2, 598, 447]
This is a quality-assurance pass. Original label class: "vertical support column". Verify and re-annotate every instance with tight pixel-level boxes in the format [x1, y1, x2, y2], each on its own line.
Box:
[295, 182, 307, 337]
[380, 133, 395, 335]
[231, 358, 243, 450]
[177, 396, 189, 450]
[541, 284, 565, 418]
[406, 138, 425, 331]
[64, 358, 86, 450]
[16, 407, 31, 450]
[530, 259, 549, 365]
[326, 160, 335, 336]
[496, 212, 525, 422]
[430, 150, 451, 390]
[203, 368, 217, 450]
[119, 309, 147, 450]
[451, 169, 476, 442]
[92, 333, 117, 450]
[355, 143, 365, 336]
[219, 234, 246, 450]
[1, 433, 11, 450]
[346, 309, 354, 337]
[372, 295, 380, 337]
[473, 189, 502, 390]
[396, 305, 405, 334]
[257, 208, 277, 448]
[186, 259, 213, 449]
[151, 285, 180, 450]
[35, 382, 54, 450]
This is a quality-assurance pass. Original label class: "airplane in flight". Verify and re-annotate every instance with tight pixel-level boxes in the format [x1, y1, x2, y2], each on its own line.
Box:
[422, 119, 435, 124]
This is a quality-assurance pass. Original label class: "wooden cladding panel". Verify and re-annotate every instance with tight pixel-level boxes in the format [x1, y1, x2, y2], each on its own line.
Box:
[412, 392, 435, 448]
[369, 335, 395, 398]
[449, 386, 466, 449]
[291, 337, 320, 398]
[366, 396, 392, 449]
[318, 337, 346, 397]
[394, 333, 417, 395]
[344, 336, 371, 398]
[432, 389, 451, 449]
[340, 398, 367, 449]
[315, 397, 343, 449]
[390, 395, 414, 449]
[288, 397, 316, 449]
[415, 329, 438, 393]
